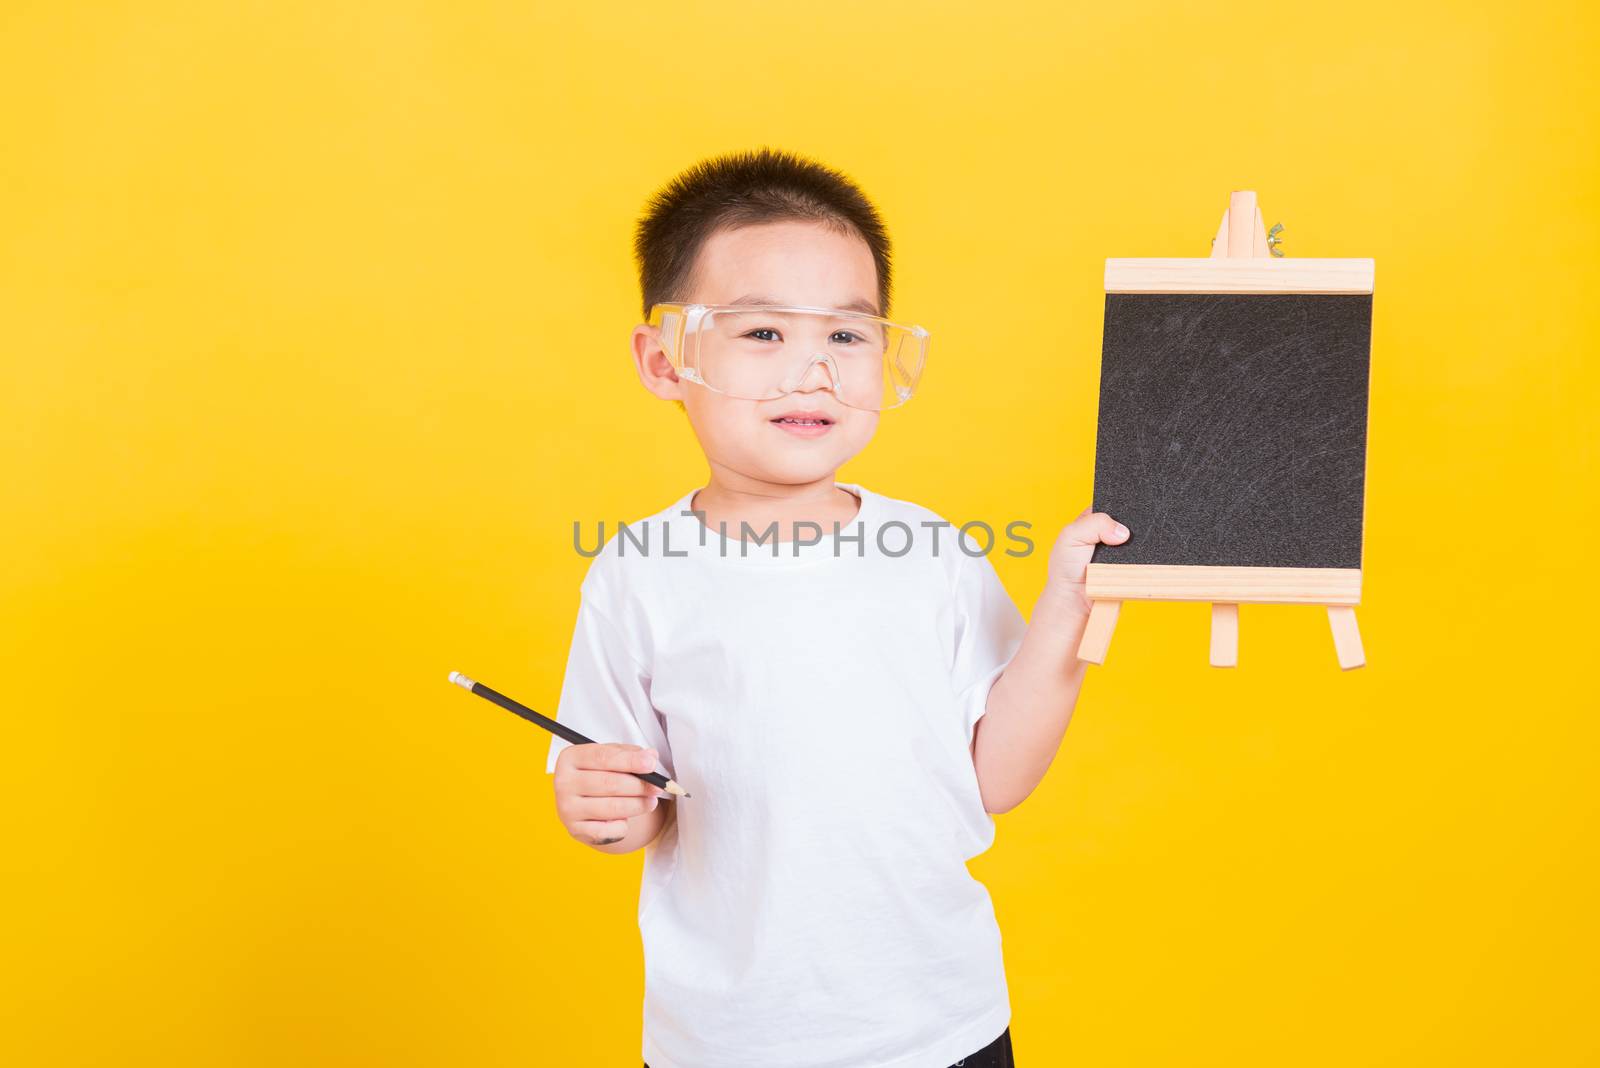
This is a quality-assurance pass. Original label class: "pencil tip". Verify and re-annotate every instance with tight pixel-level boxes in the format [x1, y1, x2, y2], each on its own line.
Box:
[448, 671, 475, 691]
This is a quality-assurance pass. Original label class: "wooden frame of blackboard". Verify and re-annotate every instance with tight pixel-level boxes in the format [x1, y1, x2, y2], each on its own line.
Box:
[1076, 191, 1374, 671]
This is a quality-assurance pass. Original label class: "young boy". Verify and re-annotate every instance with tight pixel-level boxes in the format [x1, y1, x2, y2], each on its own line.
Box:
[545, 148, 1130, 1068]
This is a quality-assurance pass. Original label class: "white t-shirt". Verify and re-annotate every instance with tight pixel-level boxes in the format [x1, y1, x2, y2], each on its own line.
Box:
[545, 482, 1028, 1068]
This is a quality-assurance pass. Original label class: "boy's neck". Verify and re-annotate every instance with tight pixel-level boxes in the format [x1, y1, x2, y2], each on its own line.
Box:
[690, 468, 861, 541]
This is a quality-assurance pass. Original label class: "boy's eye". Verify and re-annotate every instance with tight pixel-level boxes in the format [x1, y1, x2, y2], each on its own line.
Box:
[831, 330, 866, 344]
[744, 328, 781, 342]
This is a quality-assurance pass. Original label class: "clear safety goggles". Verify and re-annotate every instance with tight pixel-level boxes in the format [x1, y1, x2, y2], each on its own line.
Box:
[647, 302, 930, 412]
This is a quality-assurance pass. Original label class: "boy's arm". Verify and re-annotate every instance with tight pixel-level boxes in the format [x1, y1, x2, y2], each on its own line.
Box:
[971, 509, 1128, 814]
[546, 581, 676, 853]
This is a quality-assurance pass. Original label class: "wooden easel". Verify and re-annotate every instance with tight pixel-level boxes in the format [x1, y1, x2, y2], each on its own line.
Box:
[1075, 191, 1370, 671]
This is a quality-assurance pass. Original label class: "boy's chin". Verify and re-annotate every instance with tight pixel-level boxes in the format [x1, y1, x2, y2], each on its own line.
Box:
[739, 447, 858, 486]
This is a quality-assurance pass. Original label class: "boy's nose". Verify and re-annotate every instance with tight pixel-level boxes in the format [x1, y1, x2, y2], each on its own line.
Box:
[787, 353, 840, 395]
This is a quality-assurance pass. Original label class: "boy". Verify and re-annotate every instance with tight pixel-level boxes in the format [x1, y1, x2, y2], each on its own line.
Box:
[545, 148, 1130, 1068]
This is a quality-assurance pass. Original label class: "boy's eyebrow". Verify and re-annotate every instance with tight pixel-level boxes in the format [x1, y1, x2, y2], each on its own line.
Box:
[730, 294, 881, 315]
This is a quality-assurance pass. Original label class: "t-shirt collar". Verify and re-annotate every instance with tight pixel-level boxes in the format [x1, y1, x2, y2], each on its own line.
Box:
[666, 482, 880, 565]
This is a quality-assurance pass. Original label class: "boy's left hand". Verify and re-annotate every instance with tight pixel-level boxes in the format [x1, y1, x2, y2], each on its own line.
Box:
[1046, 507, 1131, 613]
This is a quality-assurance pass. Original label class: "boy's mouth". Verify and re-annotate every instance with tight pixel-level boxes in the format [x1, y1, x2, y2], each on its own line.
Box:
[770, 410, 836, 438]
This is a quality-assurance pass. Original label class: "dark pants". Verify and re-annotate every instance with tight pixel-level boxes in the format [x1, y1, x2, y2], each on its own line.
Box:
[645, 1025, 1014, 1067]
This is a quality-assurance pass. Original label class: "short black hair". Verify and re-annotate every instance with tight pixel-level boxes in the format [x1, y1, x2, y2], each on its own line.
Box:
[633, 147, 893, 318]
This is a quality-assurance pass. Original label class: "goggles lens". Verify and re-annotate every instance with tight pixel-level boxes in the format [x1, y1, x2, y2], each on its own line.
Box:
[649, 303, 928, 411]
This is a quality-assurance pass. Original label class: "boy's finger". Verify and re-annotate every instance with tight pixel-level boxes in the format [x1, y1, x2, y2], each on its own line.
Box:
[575, 768, 664, 797]
[1068, 510, 1130, 545]
[574, 743, 659, 773]
[570, 819, 630, 844]
[573, 794, 657, 821]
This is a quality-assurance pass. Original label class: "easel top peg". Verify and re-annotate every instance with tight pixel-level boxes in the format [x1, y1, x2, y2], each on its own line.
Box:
[1107, 191, 1374, 294]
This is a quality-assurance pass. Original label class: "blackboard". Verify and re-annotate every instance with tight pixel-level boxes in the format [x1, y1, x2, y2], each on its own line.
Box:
[1089, 293, 1373, 570]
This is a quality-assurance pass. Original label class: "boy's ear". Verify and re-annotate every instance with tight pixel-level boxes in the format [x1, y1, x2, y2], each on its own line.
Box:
[631, 323, 686, 403]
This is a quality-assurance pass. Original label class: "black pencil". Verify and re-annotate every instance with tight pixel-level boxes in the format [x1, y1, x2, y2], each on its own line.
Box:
[448, 671, 690, 799]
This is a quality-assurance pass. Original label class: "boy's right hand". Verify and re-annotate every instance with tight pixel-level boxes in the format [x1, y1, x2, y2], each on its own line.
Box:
[552, 742, 666, 848]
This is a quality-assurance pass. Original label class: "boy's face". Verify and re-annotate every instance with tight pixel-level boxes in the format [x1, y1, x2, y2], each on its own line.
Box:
[632, 220, 881, 488]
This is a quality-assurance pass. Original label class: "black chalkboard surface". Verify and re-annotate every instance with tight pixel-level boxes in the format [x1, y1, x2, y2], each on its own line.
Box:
[1089, 293, 1373, 570]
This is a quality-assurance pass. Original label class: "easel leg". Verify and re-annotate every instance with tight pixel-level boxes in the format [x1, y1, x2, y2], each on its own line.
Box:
[1076, 600, 1121, 665]
[1326, 606, 1366, 670]
[1209, 603, 1239, 668]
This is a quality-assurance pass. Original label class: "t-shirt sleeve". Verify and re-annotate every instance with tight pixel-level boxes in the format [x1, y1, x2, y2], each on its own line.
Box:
[949, 548, 1028, 745]
[544, 593, 670, 775]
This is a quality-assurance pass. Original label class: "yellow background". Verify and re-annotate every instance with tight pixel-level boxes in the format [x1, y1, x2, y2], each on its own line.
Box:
[4, 1, 1596, 1064]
